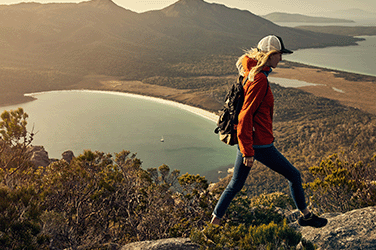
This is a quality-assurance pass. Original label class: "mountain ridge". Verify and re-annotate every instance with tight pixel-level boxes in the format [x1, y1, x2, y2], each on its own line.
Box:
[0, 0, 363, 105]
[263, 12, 355, 23]
[315, 8, 376, 19]
[0, 0, 361, 64]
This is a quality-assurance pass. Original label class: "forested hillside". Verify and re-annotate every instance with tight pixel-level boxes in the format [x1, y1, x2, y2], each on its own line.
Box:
[0, 0, 362, 106]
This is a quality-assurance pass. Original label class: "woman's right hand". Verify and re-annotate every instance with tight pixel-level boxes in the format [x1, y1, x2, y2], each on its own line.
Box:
[243, 156, 254, 168]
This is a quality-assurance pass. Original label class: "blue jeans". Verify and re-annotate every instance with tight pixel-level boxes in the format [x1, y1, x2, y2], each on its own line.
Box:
[213, 144, 307, 219]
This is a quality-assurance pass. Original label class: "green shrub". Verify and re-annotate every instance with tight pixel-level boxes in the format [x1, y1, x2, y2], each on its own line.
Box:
[0, 186, 49, 250]
[305, 153, 376, 213]
[222, 192, 294, 227]
[169, 173, 216, 237]
[191, 219, 314, 250]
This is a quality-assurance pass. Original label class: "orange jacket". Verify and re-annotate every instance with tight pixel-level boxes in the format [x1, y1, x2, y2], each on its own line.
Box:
[237, 57, 274, 157]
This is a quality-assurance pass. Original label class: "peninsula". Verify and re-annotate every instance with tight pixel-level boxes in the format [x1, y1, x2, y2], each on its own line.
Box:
[65, 61, 376, 117]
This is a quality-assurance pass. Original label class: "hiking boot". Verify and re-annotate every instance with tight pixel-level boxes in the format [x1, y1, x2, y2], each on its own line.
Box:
[298, 212, 328, 228]
[210, 215, 220, 226]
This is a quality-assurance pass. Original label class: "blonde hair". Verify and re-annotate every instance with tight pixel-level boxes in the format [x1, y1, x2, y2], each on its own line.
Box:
[236, 48, 279, 82]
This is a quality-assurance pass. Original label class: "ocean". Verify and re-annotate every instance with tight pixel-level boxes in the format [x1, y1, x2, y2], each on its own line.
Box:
[286, 35, 376, 77]
[276, 18, 376, 76]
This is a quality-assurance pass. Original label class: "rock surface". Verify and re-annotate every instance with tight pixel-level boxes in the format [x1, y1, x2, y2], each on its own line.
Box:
[121, 238, 200, 250]
[293, 206, 376, 250]
[62, 150, 75, 164]
[28, 145, 50, 167]
[28, 146, 76, 167]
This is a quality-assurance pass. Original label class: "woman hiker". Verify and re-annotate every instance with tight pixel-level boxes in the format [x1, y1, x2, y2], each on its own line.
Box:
[210, 35, 327, 228]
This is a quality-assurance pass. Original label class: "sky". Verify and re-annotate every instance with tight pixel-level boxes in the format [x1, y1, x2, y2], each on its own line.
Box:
[0, 0, 375, 16]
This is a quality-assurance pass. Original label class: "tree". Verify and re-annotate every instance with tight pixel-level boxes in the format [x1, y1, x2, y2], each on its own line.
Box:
[0, 109, 49, 249]
[0, 108, 34, 187]
[169, 173, 215, 237]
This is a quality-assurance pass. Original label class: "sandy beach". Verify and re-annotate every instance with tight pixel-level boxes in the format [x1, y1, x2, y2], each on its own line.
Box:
[24, 89, 220, 123]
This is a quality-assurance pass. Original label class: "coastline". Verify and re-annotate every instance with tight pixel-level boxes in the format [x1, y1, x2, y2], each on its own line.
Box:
[91, 61, 376, 116]
[3, 60, 376, 117]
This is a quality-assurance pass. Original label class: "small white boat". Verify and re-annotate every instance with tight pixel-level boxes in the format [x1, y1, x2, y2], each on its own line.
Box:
[160, 136, 164, 142]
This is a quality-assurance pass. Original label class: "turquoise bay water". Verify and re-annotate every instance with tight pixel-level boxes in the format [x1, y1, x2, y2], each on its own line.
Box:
[275, 18, 376, 76]
[287, 35, 376, 77]
[1, 91, 236, 182]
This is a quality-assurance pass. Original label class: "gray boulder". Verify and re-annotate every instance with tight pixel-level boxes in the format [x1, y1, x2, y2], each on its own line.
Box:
[28, 145, 50, 167]
[121, 238, 200, 250]
[62, 150, 75, 164]
[294, 206, 376, 249]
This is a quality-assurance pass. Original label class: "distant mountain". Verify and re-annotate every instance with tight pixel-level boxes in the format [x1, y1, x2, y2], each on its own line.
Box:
[263, 12, 354, 23]
[296, 26, 376, 37]
[316, 8, 376, 20]
[0, 0, 362, 103]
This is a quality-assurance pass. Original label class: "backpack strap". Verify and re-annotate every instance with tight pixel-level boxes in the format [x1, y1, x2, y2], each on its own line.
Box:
[233, 75, 246, 124]
[239, 73, 248, 86]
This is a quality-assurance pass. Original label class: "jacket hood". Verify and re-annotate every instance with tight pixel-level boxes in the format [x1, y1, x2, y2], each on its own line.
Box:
[241, 56, 271, 76]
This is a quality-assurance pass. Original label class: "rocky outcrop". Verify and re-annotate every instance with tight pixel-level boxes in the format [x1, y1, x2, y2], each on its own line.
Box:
[121, 238, 200, 250]
[62, 150, 75, 164]
[28, 146, 75, 167]
[293, 206, 376, 250]
[28, 145, 50, 167]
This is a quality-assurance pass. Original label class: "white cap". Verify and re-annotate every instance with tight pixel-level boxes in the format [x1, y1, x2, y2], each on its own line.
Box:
[257, 35, 293, 54]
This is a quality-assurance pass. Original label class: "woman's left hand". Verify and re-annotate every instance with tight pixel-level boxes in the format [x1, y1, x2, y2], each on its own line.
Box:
[243, 156, 254, 168]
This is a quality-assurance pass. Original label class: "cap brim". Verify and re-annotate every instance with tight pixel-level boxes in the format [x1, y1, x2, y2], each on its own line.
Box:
[281, 48, 293, 54]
